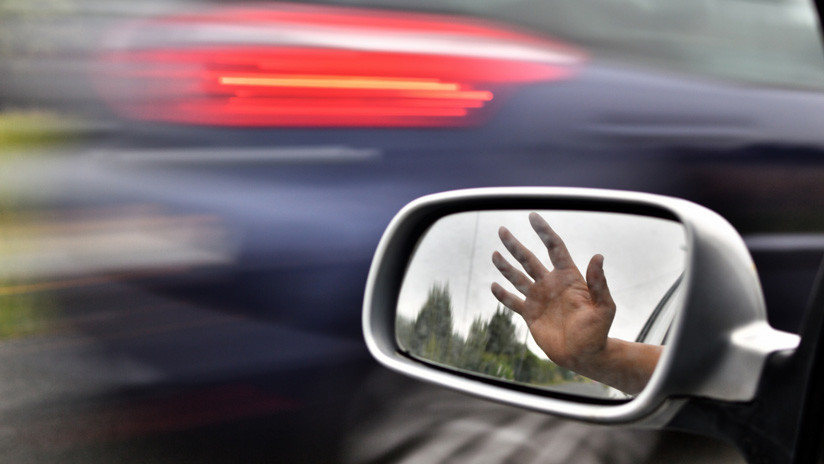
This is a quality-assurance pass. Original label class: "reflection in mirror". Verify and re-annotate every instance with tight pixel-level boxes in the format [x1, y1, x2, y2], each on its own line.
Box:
[396, 210, 686, 400]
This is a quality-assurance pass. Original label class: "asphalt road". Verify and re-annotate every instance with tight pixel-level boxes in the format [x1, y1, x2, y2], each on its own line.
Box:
[0, 281, 369, 463]
[343, 369, 746, 464]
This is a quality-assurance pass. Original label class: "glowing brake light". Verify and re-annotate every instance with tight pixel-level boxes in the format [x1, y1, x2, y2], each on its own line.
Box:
[97, 4, 585, 128]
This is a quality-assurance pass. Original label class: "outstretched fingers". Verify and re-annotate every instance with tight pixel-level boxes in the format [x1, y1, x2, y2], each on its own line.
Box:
[491, 282, 525, 314]
[586, 254, 616, 310]
[492, 251, 533, 295]
[529, 212, 576, 271]
[498, 226, 548, 280]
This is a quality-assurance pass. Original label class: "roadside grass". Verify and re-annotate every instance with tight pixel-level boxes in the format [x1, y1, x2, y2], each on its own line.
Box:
[0, 109, 84, 152]
[0, 292, 53, 338]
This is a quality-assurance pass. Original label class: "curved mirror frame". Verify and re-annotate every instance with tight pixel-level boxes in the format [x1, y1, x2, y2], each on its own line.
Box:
[363, 188, 799, 424]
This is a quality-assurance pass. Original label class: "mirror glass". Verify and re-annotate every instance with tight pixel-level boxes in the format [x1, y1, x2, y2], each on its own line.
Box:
[396, 210, 686, 400]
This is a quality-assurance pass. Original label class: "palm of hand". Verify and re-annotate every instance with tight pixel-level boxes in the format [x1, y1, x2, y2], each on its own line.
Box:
[523, 270, 614, 370]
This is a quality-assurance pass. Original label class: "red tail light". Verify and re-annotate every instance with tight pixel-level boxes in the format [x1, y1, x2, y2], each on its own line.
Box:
[97, 3, 585, 128]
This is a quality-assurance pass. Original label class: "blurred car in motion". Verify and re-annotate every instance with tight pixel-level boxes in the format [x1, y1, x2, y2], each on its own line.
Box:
[1, 0, 824, 462]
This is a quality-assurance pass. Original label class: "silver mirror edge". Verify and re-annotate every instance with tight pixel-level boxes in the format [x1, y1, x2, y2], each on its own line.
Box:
[362, 187, 800, 424]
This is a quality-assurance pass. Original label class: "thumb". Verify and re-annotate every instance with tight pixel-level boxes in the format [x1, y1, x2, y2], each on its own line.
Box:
[586, 254, 616, 310]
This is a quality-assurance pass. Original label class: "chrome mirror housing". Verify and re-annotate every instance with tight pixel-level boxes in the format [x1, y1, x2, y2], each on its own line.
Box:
[363, 188, 799, 424]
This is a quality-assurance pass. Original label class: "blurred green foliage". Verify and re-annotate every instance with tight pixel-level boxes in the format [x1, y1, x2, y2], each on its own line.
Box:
[0, 213, 54, 340]
[0, 0, 95, 339]
[0, 110, 81, 151]
[0, 110, 68, 338]
[0, 292, 53, 338]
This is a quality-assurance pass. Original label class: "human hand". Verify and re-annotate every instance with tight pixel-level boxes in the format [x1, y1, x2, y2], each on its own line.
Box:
[491, 212, 616, 373]
[491, 212, 660, 395]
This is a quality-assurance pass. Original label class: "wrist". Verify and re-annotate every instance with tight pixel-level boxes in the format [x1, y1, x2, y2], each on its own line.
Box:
[584, 338, 662, 395]
[562, 338, 616, 375]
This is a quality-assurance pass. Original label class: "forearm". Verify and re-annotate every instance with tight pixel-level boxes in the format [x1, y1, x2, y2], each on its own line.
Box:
[568, 338, 662, 396]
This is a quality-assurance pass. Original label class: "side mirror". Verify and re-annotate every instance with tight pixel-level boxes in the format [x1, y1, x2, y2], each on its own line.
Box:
[363, 188, 799, 424]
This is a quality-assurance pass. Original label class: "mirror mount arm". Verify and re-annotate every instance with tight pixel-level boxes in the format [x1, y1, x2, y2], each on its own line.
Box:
[668, 349, 799, 464]
[669, 256, 824, 464]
